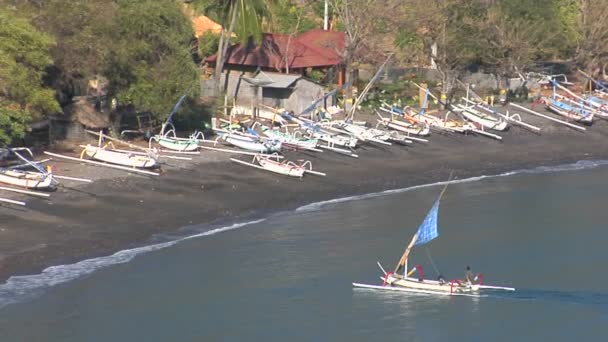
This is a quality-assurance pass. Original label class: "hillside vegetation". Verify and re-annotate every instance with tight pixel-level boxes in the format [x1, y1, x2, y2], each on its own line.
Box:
[0, 0, 606, 144]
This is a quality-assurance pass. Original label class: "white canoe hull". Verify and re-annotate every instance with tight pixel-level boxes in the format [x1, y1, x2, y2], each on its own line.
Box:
[0, 169, 54, 189]
[414, 115, 472, 133]
[223, 135, 282, 153]
[352, 283, 482, 297]
[309, 131, 357, 148]
[155, 136, 199, 151]
[340, 123, 392, 142]
[461, 109, 508, 131]
[83, 145, 157, 168]
[262, 129, 318, 150]
[258, 157, 305, 177]
[378, 118, 431, 136]
[353, 276, 514, 297]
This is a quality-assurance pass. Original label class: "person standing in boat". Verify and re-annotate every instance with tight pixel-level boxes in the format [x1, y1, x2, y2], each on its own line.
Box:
[464, 266, 474, 285]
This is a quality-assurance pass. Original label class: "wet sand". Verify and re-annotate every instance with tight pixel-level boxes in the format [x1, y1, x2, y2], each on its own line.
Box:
[1, 109, 607, 282]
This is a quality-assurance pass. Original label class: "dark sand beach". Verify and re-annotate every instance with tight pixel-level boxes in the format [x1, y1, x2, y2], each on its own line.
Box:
[1, 109, 607, 282]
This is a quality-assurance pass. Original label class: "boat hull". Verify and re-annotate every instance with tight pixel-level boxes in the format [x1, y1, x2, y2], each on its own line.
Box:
[461, 109, 508, 131]
[155, 136, 199, 151]
[385, 275, 477, 294]
[262, 128, 318, 150]
[83, 145, 157, 168]
[257, 157, 305, 177]
[378, 118, 431, 136]
[545, 100, 594, 124]
[0, 169, 54, 189]
[223, 135, 282, 153]
[352, 283, 482, 297]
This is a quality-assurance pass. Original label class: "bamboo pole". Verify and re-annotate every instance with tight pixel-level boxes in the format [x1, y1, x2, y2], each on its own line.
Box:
[43, 151, 160, 176]
[346, 54, 394, 121]
[53, 175, 93, 183]
[0, 186, 50, 197]
[111, 148, 192, 161]
[0, 197, 26, 206]
[198, 145, 284, 158]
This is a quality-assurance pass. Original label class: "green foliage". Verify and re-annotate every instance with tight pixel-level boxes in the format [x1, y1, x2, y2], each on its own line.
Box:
[309, 70, 326, 83]
[269, 0, 318, 34]
[0, 8, 59, 144]
[104, 0, 200, 119]
[169, 97, 213, 132]
[198, 31, 221, 58]
[394, 28, 422, 51]
[30, 0, 117, 80]
[192, 0, 269, 44]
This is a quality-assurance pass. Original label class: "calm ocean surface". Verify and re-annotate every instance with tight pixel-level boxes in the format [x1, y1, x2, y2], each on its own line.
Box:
[1, 162, 608, 341]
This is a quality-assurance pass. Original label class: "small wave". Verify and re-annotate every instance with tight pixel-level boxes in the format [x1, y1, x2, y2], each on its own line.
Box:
[491, 288, 608, 309]
[0, 218, 265, 309]
[296, 159, 608, 212]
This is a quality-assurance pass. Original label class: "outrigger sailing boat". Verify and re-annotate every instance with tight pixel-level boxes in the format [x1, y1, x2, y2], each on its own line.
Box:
[353, 183, 515, 296]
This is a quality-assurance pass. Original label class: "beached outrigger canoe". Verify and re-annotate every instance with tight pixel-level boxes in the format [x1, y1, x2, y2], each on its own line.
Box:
[81, 144, 158, 168]
[231, 154, 326, 178]
[541, 97, 594, 124]
[0, 168, 54, 190]
[353, 182, 515, 296]
[456, 105, 509, 131]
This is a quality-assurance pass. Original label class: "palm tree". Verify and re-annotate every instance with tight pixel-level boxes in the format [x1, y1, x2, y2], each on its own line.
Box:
[192, 0, 270, 93]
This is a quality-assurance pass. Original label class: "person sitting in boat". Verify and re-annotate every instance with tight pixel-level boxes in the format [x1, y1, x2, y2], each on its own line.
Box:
[437, 274, 445, 285]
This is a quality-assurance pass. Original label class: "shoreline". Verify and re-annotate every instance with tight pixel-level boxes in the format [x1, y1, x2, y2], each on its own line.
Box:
[1, 111, 608, 284]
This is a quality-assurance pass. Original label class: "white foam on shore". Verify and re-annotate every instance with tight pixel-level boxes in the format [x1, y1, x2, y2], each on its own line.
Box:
[296, 159, 608, 212]
[0, 219, 265, 309]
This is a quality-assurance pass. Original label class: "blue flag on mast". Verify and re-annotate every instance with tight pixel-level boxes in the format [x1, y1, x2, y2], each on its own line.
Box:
[414, 200, 439, 246]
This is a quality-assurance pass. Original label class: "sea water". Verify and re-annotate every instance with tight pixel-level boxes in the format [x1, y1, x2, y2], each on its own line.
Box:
[0, 162, 607, 341]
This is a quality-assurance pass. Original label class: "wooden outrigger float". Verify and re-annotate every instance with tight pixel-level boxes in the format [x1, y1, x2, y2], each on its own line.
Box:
[230, 154, 326, 178]
[353, 181, 515, 296]
[0, 196, 26, 206]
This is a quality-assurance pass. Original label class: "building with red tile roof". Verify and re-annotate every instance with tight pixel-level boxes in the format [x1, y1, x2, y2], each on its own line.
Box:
[205, 29, 346, 84]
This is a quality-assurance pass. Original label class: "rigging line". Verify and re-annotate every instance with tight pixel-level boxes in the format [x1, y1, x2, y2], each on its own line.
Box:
[424, 246, 441, 277]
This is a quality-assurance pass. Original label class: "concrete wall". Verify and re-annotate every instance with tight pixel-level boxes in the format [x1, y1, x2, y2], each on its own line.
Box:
[285, 79, 330, 115]
[203, 73, 334, 115]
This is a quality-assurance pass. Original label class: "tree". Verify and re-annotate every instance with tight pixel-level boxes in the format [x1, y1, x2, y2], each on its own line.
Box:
[0, 8, 60, 144]
[103, 0, 200, 121]
[30, 0, 118, 101]
[481, 0, 567, 87]
[191, 0, 269, 93]
[572, 0, 608, 77]
[330, 0, 397, 99]
[397, 0, 489, 97]
[266, 0, 317, 34]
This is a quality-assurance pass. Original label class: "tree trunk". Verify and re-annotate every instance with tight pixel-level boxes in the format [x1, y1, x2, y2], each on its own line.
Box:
[214, 1, 239, 94]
